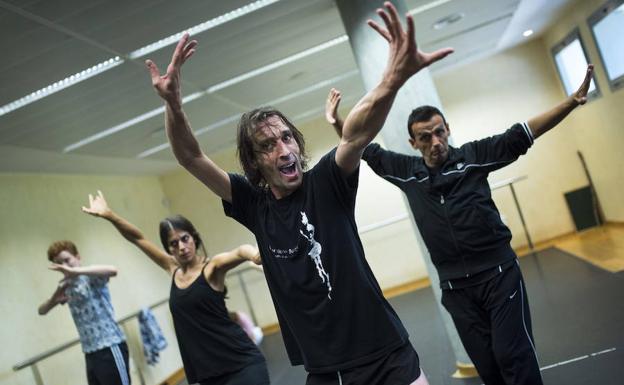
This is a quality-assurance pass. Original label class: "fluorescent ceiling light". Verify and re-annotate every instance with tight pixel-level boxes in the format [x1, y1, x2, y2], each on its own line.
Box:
[207, 35, 349, 93]
[63, 91, 203, 153]
[0, 57, 123, 117]
[128, 0, 280, 60]
[67, 36, 349, 153]
[66, 0, 453, 154]
[137, 70, 359, 158]
[64, 106, 165, 153]
[0, 0, 279, 118]
[60, 0, 448, 154]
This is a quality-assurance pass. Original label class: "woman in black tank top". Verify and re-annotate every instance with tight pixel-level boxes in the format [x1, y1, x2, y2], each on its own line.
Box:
[82, 191, 270, 385]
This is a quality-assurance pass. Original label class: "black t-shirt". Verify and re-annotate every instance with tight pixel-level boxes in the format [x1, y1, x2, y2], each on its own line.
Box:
[223, 148, 408, 373]
[169, 264, 265, 383]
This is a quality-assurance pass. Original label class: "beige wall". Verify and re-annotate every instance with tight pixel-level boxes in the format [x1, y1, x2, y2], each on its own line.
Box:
[0, 174, 182, 385]
[542, 0, 624, 222]
[432, 0, 623, 249]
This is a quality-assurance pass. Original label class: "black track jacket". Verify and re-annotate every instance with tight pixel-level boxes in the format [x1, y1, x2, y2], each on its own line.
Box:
[362, 122, 534, 282]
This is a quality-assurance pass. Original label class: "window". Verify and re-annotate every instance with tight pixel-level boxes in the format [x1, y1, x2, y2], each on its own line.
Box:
[551, 28, 600, 100]
[588, 0, 624, 91]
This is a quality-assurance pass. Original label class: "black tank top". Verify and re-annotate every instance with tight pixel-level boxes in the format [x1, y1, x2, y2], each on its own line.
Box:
[169, 263, 265, 382]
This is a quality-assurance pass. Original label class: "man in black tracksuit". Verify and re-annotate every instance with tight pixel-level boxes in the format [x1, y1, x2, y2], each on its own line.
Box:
[324, 64, 594, 385]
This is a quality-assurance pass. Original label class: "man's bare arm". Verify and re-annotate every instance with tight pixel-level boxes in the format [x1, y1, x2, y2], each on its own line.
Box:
[528, 65, 594, 139]
[335, 2, 453, 175]
[146, 33, 232, 202]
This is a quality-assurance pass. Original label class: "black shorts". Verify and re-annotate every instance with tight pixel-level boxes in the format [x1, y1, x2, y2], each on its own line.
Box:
[306, 343, 421, 385]
[85, 342, 130, 385]
[200, 360, 270, 385]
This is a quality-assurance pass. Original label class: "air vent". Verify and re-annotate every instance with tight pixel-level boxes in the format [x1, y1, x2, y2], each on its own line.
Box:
[432, 12, 464, 30]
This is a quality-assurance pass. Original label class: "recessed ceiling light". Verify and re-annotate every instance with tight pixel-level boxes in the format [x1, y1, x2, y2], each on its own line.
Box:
[523, 29, 534, 37]
[432, 12, 464, 30]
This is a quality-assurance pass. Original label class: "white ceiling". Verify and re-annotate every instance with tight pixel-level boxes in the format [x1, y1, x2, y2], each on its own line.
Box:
[0, 0, 575, 175]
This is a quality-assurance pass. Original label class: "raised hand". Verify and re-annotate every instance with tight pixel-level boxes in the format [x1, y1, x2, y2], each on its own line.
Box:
[49, 263, 78, 279]
[367, 1, 453, 86]
[325, 88, 342, 125]
[82, 190, 111, 218]
[145, 33, 198, 105]
[573, 64, 594, 105]
[51, 280, 69, 305]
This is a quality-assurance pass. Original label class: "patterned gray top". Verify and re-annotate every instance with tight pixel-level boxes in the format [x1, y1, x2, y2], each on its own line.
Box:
[66, 275, 125, 353]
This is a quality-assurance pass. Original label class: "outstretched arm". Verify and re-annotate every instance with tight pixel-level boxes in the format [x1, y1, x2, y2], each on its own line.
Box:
[207, 244, 261, 285]
[82, 191, 177, 273]
[146, 33, 232, 202]
[49, 264, 118, 278]
[528, 64, 594, 139]
[38, 280, 68, 315]
[336, 2, 453, 175]
[325, 88, 344, 137]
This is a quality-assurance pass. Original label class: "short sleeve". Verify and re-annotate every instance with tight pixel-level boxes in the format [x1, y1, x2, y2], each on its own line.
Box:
[222, 173, 262, 231]
[311, 148, 359, 211]
[88, 275, 109, 288]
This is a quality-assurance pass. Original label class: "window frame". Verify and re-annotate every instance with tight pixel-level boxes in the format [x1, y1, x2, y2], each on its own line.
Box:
[551, 27, 601, 102]
[587, 0, 624, 92]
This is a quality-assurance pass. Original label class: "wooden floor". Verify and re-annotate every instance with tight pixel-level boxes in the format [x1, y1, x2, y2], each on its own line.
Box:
[515, 222, 624, 273]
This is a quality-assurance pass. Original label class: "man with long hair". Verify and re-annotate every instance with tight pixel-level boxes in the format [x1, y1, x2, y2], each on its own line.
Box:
[145, 3, 453, 384]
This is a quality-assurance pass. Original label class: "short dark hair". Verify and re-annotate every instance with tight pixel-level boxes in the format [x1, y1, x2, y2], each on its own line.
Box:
[159, 215, 207, 257]
[236, 107, 308, 187]
[407, 105, 448, 139]
[47, 240, 78, 261]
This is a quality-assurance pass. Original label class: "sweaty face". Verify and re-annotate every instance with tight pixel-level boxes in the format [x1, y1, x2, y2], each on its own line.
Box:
[167, 229, 197, 265]
[252, 116, 303, 199]
[52, 250, 81, 267]
[409, 114, 450, 169]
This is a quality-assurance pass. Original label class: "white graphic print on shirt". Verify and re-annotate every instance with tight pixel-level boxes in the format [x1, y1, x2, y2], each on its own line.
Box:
[299, 212, 332, 299]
